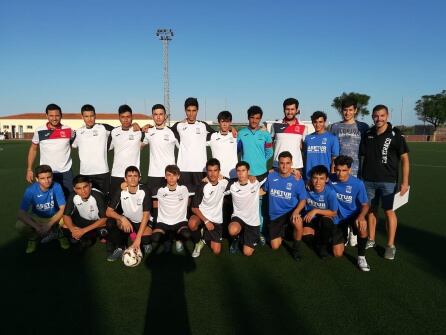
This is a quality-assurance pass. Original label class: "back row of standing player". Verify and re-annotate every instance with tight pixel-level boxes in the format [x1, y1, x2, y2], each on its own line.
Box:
[23, 97, 410, 268]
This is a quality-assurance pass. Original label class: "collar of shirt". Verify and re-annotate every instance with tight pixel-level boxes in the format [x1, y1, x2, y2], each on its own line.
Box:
[46, 122, 62, 130]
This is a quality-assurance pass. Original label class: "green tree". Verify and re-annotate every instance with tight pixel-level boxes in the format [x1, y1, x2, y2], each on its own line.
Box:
[331, 92, 371, 118]
[415, 90, 446, 130]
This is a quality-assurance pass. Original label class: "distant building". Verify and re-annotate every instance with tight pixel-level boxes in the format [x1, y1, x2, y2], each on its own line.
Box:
[0, 113, 153, 139]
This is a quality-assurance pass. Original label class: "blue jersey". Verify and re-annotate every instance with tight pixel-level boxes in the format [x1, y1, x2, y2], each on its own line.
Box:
[237, 127, 273, 176]
[329, 174, 368, 221]
[20, 182, 66, 218]
[304, 184, 339, 224]
[304, 131, 340, 179]
[262, 171, 307, 220]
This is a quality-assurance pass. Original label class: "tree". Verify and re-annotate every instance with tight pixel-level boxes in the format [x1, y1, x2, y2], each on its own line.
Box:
[415, 90, 446, 130]
[331, 92, 371, 118]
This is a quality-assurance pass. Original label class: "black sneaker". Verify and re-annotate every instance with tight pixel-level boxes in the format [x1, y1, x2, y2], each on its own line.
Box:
[292, 241, 302, 261]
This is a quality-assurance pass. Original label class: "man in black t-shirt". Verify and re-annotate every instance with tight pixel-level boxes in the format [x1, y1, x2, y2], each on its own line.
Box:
[359, 104, 410, 260]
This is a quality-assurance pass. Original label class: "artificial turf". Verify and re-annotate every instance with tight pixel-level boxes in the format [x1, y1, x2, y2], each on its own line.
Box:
[1, 141, 445, 334]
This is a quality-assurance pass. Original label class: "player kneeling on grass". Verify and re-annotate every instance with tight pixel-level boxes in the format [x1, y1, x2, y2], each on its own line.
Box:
[188, 158, 229, 258]
[261, 151, 307, 261]
[16, 164, 69, 253]
[106, 166, 153, 262]
[301, 165, 340, 259]
[150, 165, 192, 252]
[227, 161, 265, 257]
[62, 175, 108, 252]
[330, 155, 370, 271]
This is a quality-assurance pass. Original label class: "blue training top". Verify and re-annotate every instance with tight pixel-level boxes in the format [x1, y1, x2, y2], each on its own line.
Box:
[20, 182, 66, 218]
[304, 184, 339, 224]
[329, 174, 368, 221]
[237, 127, 273, 176]
[303, 131, 340, 179]
[262, 171, 307, 220]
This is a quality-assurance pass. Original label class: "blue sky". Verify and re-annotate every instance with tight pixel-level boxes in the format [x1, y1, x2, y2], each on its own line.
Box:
[1, 0, 445, 125]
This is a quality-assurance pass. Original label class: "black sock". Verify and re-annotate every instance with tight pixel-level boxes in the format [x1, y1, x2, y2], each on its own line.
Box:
[191, 229, 201, 244]
[358, 236, 367, 256]
[292, 240, 301, 250]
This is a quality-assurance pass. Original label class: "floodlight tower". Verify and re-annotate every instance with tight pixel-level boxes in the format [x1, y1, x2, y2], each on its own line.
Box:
[156, 28, 174, 123]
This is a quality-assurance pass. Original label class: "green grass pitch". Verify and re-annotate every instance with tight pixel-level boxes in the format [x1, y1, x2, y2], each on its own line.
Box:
[0, 141, 445, 334]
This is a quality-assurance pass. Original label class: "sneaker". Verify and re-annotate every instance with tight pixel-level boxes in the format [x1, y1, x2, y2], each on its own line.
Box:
[259, 234, 266, 247]
[192, 240, 206, 258]
[142, 243, 153, 255]
[229, 238, 239, 254]
[107, 247, 123, 262]
[26, 240, 37, 254]
[365, 239, 376, 249]
[349, 231, 358, 247]
[58, 237, 70, 250]
[41, 228, 62, 244]
[357, 256, 371, 272]
[384, 245, 396, 260]
[175, 240, 184, 253]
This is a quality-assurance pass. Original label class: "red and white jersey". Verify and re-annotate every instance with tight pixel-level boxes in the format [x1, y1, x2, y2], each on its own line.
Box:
[32, 123, 73, 173]
[72, 123, 111, 175]
[271, 119, 307, 169]
[109, 127, 143, 178]
[208, 132, 238, 179]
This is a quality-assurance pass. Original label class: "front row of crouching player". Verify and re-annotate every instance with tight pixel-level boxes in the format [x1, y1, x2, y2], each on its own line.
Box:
[16, 152, 372, 271]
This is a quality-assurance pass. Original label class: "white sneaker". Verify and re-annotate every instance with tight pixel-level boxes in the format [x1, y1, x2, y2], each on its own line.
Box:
[175, 240, 184, 253]
[357, 256, 371, 272]
[365, 239, 376, 249]
[349, 231, 358, 247]
[192, 240, 206, 258]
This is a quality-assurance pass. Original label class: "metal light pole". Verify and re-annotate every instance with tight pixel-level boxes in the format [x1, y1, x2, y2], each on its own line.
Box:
[156, 28, 173, 124]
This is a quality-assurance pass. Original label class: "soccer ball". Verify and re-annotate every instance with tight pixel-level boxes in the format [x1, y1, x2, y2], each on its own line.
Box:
[122, 247, 143, 267]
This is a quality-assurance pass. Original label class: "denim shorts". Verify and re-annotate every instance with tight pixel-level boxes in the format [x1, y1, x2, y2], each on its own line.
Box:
[364, 181, 397, 211]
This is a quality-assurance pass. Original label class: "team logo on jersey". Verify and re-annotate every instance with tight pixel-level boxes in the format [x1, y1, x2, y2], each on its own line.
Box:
[286, 183, 292, 190]
[90, 205, 95, 212]
[60, 131, 66, 137]
[346, 186, 352, 193]
[322, 138, 327, 145]
[178, 196, 184, 201]
[123, 196, 129, 200]
[137, 199, 143, 205]
[115, 133, 121, 137]
[208, 190, 214, 196]
[129, 134, 134, 140]
[93, 130, 98, 136]
[319, 195, 324, 201]
[229, 138, 234, 143]
[196, 127, 201, 134]
[164, 134, 170, 141]
[250, 187, 256, 193]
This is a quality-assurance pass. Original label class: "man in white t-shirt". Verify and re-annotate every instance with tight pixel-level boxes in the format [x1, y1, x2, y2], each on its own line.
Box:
[72, 104, 114, 195]
[26, 103, 74, 197]
[109, 105, 144, 197]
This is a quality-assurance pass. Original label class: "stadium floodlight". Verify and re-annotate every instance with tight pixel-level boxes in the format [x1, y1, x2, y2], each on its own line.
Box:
[156, 28, 173, 123]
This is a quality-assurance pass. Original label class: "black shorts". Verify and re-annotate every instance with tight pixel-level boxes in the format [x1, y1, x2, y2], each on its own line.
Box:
[194, 218, 223, 243]
[86, 172, 110, 196]
[179, 171, 206, 193]
[303, 215, 344, 246]
[147, 176, 166, 196]
[109, 176, 125, 200]
[269, 211, 292, 240]
[339, 218, 358, 238]
[155, 221, 188, 233]
[231, 216, 260, 249]
[129, 220, 154, 232]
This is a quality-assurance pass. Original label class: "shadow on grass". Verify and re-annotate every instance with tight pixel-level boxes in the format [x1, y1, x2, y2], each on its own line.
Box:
[2, 238, 102, 334]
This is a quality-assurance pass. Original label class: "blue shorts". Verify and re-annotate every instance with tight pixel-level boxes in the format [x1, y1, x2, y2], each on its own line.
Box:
[364, 181, 396, 211]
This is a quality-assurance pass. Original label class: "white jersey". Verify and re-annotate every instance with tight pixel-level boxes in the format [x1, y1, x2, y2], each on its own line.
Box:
[271, 119, 307, 169]
[171, 121, 214, 172]
[156, 185, 191, 225]
[32, 124, 73, 173]
[109, 184, 151, 224]
[143, 126, 178, 177]
[208, 132, 238, 179]
[72, 123, 111, 175]
[109, 127, 143, 177]
[228, 180, 264, 227]
[65, 190, 105, 221]
[192, 179, 229, 224]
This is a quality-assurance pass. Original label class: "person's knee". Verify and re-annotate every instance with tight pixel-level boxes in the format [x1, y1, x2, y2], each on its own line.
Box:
[271, 239, 281, 250]
[178, 227, 191, 240]
[333, 247, 344, 257]
[228, 223, 240, 236]
[212, 244, 221, 255]
[243, 248, 254, 257]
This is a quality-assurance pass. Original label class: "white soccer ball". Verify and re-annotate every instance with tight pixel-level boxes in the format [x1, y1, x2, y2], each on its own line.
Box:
[122, 247, 143, 267]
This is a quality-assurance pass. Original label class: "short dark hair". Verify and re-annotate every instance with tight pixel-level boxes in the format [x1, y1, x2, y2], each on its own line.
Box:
[184, 97, 199, 109]
[72, 174, 91, 186]
[334, 155, 353, 168]
[81, 104, 95, 114]
[217, 111, 232, 122]
[118, 104, 132, 115]
[283, 98, 299, 110]
[341, 97, 357, 110]
[35, 164, 52, 177]
[247, 106, 263, 118]
[45, 104, 62, 115]
[125, 165, 140, 176]
[206, 158, 221, 170]
[152, 104, 166, 113]
[311, 111, 327, 122]
[236, 161, 250, 170]
[278, 151, 293, 160]
[372, 104, 389, 114]
[165, 164, 180, 175]
[310, 165, 329, 178]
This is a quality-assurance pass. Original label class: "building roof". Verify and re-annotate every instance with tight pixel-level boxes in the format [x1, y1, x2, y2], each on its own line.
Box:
[0, 113, 152, 120]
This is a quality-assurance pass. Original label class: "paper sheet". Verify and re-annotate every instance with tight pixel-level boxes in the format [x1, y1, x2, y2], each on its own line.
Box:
[392, 186, 410, 211]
